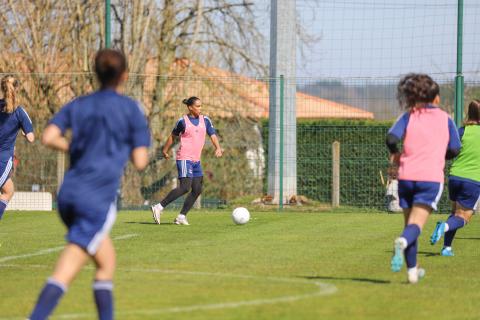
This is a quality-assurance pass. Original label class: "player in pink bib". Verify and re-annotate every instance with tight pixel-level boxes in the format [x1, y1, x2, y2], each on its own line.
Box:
[151, 96, 222, 225]
[386, 74, 461, 283]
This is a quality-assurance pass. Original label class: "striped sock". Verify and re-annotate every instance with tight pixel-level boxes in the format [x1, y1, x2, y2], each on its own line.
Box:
[94, 280, 114, 320]
[29, 278, 67, 320]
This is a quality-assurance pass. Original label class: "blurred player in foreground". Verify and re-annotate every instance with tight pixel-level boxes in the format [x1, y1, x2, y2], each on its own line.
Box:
[430, 100, 480, 256]
[29, 49, 150, 320]
[151, 96, 222, 225]
[0, 75, 34, 220]
[386, 73, 461, 283]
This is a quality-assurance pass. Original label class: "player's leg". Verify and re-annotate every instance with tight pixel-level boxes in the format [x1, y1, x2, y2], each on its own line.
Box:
[0, 178, 14, 220]
[391, 180, 413, 272]
[442, 204, 474, 256]
[176, 176, 203, 225]
[151, 160, 192, 224]
[92, 236, 116, 320]
[29, 244, 90, 319]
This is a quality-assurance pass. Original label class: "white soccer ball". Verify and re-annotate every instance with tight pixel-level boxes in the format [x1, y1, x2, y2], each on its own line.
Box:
[232, 207, 250, 225]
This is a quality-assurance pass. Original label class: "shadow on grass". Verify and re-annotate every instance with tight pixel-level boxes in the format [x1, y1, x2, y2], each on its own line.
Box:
[124, 221, 175, 225]
[417, 251, 439, 257]
[300, 275, 390, 284]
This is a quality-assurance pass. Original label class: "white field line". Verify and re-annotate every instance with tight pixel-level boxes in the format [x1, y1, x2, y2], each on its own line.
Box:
[0, 234, 138, 263]
[0, 265, 338, 320]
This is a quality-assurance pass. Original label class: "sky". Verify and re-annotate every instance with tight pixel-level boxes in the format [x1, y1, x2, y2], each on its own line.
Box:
[256, 0, 480, 80]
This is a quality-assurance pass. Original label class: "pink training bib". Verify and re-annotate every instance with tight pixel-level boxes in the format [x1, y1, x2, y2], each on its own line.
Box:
[176, 115, 206, 161]
[398, 108, 450, 183]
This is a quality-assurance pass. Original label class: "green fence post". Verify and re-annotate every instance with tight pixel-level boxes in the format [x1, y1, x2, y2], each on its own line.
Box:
[105, 0, 111, 48]
[279, 75, 284, 211]
[454, 0, 464, 127]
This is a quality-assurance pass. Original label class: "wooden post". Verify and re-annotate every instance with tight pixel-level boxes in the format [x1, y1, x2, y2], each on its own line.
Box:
[332, 141, 340, 208]
[57, 152, 65, 192]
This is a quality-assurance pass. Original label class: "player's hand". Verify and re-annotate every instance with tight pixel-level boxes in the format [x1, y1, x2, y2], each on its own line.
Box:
[214, 148, 223, 158]
[162, 150, 170, 160]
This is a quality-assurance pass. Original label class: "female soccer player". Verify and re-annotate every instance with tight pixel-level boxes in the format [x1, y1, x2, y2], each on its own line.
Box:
[151, 96, 222, 225]
[386, 73, 461, 284]
[0, 75, 34, 220]
[430, 100, 480, 256]
[29, 49, 150, 320]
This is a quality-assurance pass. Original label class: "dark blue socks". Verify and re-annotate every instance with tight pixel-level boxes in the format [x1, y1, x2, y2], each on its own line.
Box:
[94, 280, 114, 320]
[401, 224, 421, 268]
[0, 199, 7, 220]
[29, 278, 66, 320]
[444, 215, 466, 247]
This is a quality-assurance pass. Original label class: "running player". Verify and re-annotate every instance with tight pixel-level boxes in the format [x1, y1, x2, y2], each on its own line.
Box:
[386, 73, 461, 283]
[29, 49, 150, 320]
[0, 75, 34, 220]
[430, 99, 480, 256]
[151, 96, 222, 225]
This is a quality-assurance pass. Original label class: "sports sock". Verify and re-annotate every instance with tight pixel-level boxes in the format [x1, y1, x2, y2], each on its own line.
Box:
[29, 278, 66, 320]
[0, 199, 7, 220]
[400, 224, 421, 246]
[444, 215, 466, 247]
[94, 280, 114, 320]
[404, 240, 418, 268]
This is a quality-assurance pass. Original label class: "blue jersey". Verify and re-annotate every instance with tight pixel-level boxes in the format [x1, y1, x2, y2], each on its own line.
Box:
[0, 100, 34, 161]
[50, 89, 151, 210]
[172, 115, 216, 136]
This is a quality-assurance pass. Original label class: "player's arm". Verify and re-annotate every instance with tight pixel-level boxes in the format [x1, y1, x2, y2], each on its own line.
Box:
[445, 118, 461, 160]
[205, 116, 222, 157]
[210, 134, 223, 158]
[18, 107, 35, 143]
[42, 124, 69, 152]
[129, 102, 151, 170]
[162, 134, 174, 159]
[386, 112, 409, 176]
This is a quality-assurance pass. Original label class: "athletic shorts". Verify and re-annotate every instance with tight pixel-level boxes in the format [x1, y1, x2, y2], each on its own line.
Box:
[0, 157, 13, 189]
[176, 160, 203, 178]
[448, 177, 480, 211]
[398, 180, 443, 211]
[57, 192, 117, 255]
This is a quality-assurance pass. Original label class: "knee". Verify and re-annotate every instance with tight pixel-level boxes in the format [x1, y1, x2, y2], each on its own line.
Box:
[96, 260, 116, 281]
[192, 184, 202, 197]
[178, 184, 191, 195]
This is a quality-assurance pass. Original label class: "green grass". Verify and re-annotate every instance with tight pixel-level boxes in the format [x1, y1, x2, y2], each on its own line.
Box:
[0, 210, 479, 319]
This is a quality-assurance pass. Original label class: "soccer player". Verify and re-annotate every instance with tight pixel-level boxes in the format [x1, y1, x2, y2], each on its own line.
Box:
[150, 96, 222, 225]
[386, 73, 461, 284]
[29, 49, 150, 320]
[0, 75, 34, 220]
[430, 100, 480, 256]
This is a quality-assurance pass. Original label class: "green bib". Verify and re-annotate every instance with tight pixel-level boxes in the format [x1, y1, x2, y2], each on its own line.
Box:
[450, 125, 480, 182]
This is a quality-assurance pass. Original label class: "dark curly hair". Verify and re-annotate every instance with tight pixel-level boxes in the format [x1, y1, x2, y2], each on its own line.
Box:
[397, 73, 440, 109]
[465, 99, 480, 125]
[182, 96, 200, 107]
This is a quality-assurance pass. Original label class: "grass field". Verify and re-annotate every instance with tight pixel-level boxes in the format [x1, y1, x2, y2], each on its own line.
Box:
[0, 209, 479, 320]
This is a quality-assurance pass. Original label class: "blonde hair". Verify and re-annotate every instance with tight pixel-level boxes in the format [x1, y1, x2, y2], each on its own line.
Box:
[1, 75, 19, 113]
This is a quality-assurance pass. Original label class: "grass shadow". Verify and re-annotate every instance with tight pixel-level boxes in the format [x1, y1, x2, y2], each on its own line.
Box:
[417, 251, 438, 257]
[300, 275, 390, 284]
[124, 221, 175, 225]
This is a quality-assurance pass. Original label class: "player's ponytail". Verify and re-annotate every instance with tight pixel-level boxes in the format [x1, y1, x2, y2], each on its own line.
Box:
[1, 75, 19, 114]
[182, 96, 200, 107]
[465, 100, 480, 126]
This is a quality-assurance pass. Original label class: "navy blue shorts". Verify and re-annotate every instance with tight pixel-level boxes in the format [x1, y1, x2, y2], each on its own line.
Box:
[398, 180, 444, 211]
[176, 160, 203, 178]
[448, 177, 480, 211]
[0, 157, 13, 189]
[57, 191, 117, 255]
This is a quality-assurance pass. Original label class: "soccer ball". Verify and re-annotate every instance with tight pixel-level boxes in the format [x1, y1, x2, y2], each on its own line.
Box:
[232, 207, 250, 225]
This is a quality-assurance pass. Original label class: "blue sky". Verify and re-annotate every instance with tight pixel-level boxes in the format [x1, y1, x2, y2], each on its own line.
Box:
[256, 0, 480, 80]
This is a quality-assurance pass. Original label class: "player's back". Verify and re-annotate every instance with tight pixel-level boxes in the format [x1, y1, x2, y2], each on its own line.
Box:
[0, 100, 32, 160]
[54, 89, 149, 207]
[399, 107, 450, 183]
